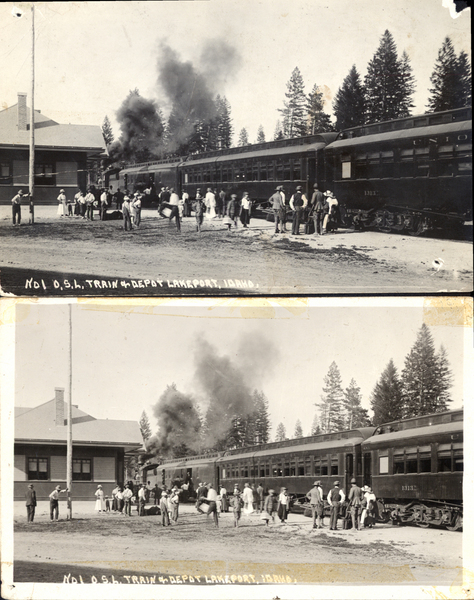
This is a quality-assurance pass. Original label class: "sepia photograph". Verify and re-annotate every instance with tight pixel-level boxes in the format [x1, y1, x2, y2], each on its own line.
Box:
[0, 0, 472, 296]
[1, 297, 472, 599]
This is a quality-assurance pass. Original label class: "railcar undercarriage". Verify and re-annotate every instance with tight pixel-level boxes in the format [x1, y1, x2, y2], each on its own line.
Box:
[383, 500, 462, 531]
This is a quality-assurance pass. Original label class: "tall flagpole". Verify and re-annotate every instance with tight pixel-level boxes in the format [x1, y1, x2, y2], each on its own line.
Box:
[66, 304, 73, 519]
[29, 4, 35, 224]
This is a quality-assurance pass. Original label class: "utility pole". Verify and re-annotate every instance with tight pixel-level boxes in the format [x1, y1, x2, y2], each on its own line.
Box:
[66, 304, 73, 519]
[29, 4, 35, 224]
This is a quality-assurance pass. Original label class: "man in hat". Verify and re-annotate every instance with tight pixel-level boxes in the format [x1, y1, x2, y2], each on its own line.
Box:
[268, 186, 287, 233]
[310, 184, 326, 235]
[25, 484, 37, 523]
[138, 484, 147, 516]
[348, 478, 363, 531]
[11, 189, 24, 225]
[49, 484, 67, 521]
[289, 186, 308, 235]
[327, 480, 345, 530]
[306, 481, 323, 529]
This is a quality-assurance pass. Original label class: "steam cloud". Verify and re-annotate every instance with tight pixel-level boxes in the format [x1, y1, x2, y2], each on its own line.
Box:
[145, 333, 279, 459]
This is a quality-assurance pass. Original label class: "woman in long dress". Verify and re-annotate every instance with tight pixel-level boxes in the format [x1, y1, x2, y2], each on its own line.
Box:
[94, 485, 105, 512]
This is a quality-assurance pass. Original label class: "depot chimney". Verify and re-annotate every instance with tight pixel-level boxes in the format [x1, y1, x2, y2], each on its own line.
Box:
[17, 92, 28, 131]
[55, 387, 65, 426]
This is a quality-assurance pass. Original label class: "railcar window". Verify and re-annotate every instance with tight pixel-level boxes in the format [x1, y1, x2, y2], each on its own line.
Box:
[393, 455, 404, 474]
[305, 458, 311, 476]
[284, 461, 290, 477]
[406, 455, 418, 474]
[260, 163, 267, 181]
[342, 161, 351, 179]
[454, 452, 463, 472]
[252, 164, 259, 181]
[244, 465, 249, 478]
[268, 161, 275, 181]
[330, 458, 338, 476]
[250, 465, 255, 477]
[313, 459, 321, 476]
[246, 164, 252, 181]
[216, 169, 222, 183]
[355, 153, 368, 179]
[222, 467, 226, 479]
[419, 454, 431, 473]
[321, 460, 328, 476]
[290, 461, 296, 476]
[437, 452, 452, 472]
[276, 161, 283, 180]
[293, 160, 301, 181]
[298, 460, 305, 476]
[379, 456, 389, 474]
[259, 465, 265, 478]
[283, 162, 291, 180]
[265, 464, 270, 477]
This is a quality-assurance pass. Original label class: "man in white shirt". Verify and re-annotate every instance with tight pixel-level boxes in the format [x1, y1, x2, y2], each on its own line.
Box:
[206, 484, 219, 527]
[138, 484, 147, 516]
[168, 188, 181, 232]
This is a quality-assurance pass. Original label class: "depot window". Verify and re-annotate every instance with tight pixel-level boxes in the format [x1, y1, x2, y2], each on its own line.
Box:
[0, 162, 12, 184]
[73, 458, 92, 481]
[34, 163, 55, 186]
[28, 457, 49, 480]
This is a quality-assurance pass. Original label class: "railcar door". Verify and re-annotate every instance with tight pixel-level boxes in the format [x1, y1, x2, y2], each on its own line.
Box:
[362, 452, 372, 488]
[345, 453, 354, 492]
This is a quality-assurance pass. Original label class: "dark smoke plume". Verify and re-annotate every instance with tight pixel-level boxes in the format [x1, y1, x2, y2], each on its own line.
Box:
[145, 384, 202, 459]
[146, 333, 278, 458]
[157, 40, 242, 153]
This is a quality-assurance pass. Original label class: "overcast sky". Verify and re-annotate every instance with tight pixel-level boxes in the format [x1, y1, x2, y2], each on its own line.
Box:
[1, 0, 471, 145]
[13, 299, 468, 439]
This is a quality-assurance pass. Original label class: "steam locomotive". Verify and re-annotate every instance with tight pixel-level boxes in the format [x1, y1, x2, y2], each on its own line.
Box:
[110, 106, 472, 235]
[141, 409, 463, 531]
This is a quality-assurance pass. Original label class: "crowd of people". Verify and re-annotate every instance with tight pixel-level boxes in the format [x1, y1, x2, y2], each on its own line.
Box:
[10, 184, 341, 236]
[24, 478, 378, 531]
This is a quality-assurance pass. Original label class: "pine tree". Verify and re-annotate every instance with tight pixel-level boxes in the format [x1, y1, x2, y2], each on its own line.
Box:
[139, 410, 152, 442]
[456, 50, 472, 108]
[307, 84, 333, 133]
[333, 65, 366, 130]
[102, 115, 114, 146]
[216, 96, 233, 149]
[256, 125, 266, 143]
[364, 30, 414, 123]
[273, 120, 284, 140]
[238, 128, 249, 146]
[279, 67, 308, 137]
[401, 324, 445, 417]
[310, 413, 321, 435]
[370, 359, 404, 425]
[433, 345, 453, 412]
[252, 391, 271, 444]
[294, 419, 303, 438]
[427, 37, 470, 111]
[275, 422, 287, 442]
[317, 362, 346, 432]
[343, 379, 371, 429]
[396, 51, 416, 117]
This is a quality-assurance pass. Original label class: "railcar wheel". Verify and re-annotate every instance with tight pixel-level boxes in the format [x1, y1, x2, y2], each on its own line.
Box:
[446, 515, 462, 532]
[377, 226, 393, 234]
[416, 520, 430, 529]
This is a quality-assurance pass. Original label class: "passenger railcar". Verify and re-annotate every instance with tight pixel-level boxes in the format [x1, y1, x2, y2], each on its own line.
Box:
[114, 107, 471, 234]
[325, 107, 472, 234]
[361, 409, 463, 530]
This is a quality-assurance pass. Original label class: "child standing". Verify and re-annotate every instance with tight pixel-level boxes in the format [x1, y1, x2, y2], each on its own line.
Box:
[192, 196, 205, 233]
[261, 489, 277, 526]
[230, 492, 243, 527]
[122, 196, 132, 231]
[105, 496, 111, 512]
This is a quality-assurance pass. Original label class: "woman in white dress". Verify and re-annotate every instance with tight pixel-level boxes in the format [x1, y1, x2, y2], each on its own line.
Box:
[57, 189, 67, 217]
[94, 485, 105, 512]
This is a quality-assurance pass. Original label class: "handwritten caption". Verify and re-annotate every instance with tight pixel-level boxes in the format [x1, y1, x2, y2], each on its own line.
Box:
[25, 277, 259, 292]
[63, 573, 297, 585]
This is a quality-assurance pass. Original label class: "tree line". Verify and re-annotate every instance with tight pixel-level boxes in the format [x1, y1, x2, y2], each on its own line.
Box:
[138, 323, 454, 460]
[103, 31, 470, 166]
[274, 323, 454, 440]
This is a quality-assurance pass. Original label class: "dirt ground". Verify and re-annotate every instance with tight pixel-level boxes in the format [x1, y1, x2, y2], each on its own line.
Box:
[0, 206, 472, 295]
[9, 501, 464, 588]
